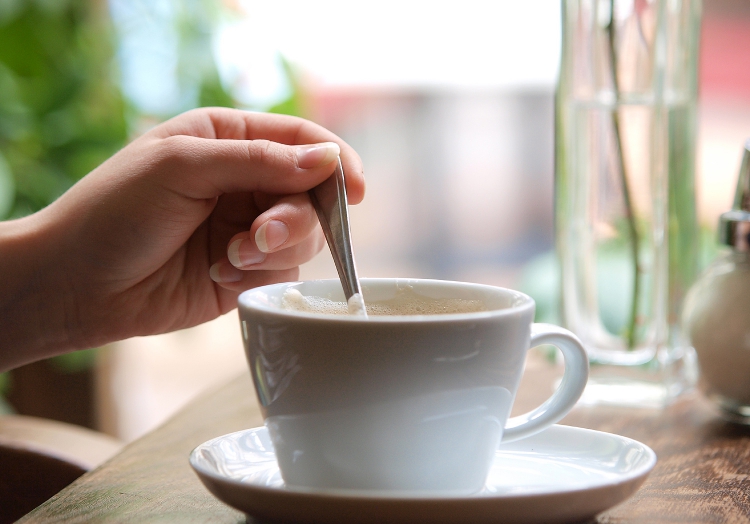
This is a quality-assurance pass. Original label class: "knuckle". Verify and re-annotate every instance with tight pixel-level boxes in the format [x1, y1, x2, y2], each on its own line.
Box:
[247, 140, 294, 169]
[155, 135, 194, 167]
[248, 139, 274, 165]
[144, 135, 203, 191]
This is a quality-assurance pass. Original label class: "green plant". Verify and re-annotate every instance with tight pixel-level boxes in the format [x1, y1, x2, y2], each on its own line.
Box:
[0, 0, 128, 220]
[606, 0, 641, 349]
[110, 0, 302, 121]
[0, 1, 303, 401]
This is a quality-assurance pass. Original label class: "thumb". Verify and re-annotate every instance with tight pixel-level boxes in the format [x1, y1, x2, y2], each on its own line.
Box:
[159, 136, 342, 197]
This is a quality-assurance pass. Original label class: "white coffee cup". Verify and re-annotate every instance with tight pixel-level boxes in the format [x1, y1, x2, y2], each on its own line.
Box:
[238, 278, 588, 494]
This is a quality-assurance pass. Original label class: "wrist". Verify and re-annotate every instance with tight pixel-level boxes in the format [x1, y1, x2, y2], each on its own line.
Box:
[0, 212, 75, 371]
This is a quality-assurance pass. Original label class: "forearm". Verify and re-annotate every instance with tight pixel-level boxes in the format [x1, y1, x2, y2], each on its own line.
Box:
[0, 213, 74, 371]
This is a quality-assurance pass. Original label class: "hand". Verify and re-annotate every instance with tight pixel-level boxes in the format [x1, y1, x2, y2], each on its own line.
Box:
[0, 107, 364, 370]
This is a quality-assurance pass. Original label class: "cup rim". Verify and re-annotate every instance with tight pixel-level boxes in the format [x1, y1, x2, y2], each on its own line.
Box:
[238, 278, 535, 323]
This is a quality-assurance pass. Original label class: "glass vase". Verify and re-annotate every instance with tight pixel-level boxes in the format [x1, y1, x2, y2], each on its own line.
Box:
[555, 0, 702, 407]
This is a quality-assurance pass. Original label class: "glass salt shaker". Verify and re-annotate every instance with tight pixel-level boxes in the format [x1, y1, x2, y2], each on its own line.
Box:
[683, 140, 750, 423]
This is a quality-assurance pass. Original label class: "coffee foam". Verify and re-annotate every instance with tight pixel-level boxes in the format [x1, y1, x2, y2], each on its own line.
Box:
[281, 288, 348, 315]
[281, 287, 486, 316]
[347, 293, 367, 316]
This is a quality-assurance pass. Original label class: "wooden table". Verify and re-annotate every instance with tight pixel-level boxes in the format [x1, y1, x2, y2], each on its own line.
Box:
[20, 356, 750, 523]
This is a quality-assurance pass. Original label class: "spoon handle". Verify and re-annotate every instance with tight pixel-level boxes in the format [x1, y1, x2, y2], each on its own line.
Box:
[308, 157, 362, 300]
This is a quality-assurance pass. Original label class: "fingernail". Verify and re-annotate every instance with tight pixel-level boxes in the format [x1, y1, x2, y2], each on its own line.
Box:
[255, 220, 290, 253]
[228, 239, 267, 268]
[295, 142, 340, 169]
[209, 261, 243, 283]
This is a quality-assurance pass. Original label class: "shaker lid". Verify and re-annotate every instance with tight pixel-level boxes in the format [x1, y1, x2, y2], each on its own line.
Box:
[719, 140, 750, 251]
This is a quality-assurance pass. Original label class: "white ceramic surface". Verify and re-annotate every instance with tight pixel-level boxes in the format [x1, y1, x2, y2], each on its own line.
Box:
[190, 424, 656, 524]
[238, 279, 589, 493]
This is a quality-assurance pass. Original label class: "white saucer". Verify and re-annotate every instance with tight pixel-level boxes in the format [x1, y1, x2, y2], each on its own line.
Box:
[190, 425, 655, 524]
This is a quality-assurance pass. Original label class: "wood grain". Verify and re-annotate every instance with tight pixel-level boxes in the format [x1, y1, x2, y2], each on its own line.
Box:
[19, 357, 750, 523]
[19, 376, 262, 523]
[569, 398, 750, 523]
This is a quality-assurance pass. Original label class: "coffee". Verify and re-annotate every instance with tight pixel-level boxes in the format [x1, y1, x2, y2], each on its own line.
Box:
[281, 286, 487, 316]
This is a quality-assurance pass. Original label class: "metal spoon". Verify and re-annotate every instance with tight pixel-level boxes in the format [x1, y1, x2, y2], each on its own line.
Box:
[308, 157, 366, 314]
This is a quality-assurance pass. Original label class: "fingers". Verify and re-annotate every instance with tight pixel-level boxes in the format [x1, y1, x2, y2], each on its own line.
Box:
[134, 108, 364, 296]
[230, 192, 321, 262]
[153, 136, 339, 197]
[208, 228, 323, 289]
[145, 108, 365, 204]
[208, 191, 326, 288]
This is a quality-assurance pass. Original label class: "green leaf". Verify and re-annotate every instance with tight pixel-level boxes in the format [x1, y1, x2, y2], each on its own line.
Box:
[49, 347, 99, 373]
[0, 1, 128, 217]
[0, 151, 14, 218]
[0, 371, 10, 395]
[267, 57, 303, 117]
[198, 74, 234, 109]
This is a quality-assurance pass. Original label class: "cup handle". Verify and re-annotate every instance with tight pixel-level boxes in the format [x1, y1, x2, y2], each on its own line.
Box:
[501, 323, 589, 443]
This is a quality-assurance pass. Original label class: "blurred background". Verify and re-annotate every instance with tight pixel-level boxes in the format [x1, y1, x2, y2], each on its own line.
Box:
[0, 0, 748, 442]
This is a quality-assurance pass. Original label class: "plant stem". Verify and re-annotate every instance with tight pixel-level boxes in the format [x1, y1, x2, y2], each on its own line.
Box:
[607, 0, 641, 350]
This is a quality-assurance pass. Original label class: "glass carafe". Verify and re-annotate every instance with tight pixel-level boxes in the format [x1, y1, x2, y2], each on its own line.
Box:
[555, 0, 702, 406]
